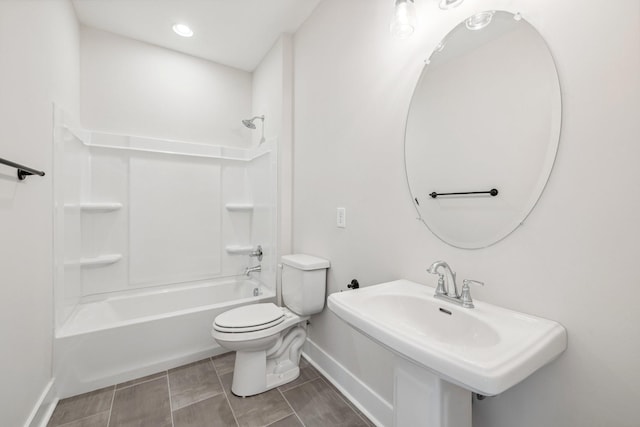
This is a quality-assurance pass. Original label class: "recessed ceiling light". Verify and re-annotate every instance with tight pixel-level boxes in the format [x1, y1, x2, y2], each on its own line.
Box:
[172, 23, 193, 38]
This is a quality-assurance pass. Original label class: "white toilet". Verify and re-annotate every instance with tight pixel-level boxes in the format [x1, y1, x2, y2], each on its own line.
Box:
[212, 254, 330, 397]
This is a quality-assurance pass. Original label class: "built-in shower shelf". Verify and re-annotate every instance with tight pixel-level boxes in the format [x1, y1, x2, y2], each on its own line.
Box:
[65, 202, 123, 212]
[225, 203, 254, 212]
[67, 254, 123, 267]
[225, 245, 254, 255]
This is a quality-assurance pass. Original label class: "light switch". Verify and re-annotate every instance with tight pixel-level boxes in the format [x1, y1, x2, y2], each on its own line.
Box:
[336, 207, 346, 228]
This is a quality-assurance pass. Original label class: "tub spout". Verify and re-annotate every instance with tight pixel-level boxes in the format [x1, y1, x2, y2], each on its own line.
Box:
[244, 264, 261, 276]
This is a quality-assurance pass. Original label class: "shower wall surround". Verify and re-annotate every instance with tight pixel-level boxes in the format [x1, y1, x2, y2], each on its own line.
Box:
[54, 114, 278, 330]
[51, 26, 273, 325]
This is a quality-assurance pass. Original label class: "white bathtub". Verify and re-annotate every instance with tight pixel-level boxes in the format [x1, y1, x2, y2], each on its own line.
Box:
[54, 277, 274, 398]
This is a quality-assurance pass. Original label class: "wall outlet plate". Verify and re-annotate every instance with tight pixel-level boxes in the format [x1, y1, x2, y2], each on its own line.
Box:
[337, 207, 346, 228]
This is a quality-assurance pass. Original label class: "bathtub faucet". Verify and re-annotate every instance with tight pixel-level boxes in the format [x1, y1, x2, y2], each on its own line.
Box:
[249, 245, 263, 261]
[245, 264, 261, 276]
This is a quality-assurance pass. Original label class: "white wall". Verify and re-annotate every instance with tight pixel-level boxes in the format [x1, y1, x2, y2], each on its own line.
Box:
[80, 26, 252, 147]
[294, 1, 640, 426]
[0, 1, 79, 425]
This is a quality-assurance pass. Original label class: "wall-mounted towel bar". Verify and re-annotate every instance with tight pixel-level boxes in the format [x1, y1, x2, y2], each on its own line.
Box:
[429, 188, 498, 198]
[0, 157, 45, 180]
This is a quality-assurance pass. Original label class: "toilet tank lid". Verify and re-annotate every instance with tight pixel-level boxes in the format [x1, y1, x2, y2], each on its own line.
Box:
[281, 254, 330, 270]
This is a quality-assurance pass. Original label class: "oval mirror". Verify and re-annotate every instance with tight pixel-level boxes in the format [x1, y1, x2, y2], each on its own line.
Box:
[404, 11, 561, 249]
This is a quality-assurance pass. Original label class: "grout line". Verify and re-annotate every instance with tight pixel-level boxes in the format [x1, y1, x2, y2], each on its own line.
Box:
[171, 390, 227, 412]
[169, 358, 226, 410]
[277, 371, 320, 394]
[319, 377, 372, 426]
[277, 388, 306, 427]
[56, 411, 110, 427]
[106, 385, 116, 427]
[115, 371, 167, 391]
[212, 357, 241, 427]
[166, 375, 175, 427]
[263, 410, 304, 427]
[211, 354, 235, 378]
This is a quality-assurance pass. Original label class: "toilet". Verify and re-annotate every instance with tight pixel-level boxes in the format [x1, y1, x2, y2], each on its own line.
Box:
[212, 254, 330, 397]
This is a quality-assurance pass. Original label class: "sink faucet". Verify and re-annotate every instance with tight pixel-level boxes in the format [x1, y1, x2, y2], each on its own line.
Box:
[427, 260, 459, 298]
[427, 261, 484, 308]
[244, 264, 261, 276]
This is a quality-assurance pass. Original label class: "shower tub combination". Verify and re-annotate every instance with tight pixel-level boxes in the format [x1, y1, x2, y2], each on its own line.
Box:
[53, 112, 278, 398]
[55, 277, 275, 397]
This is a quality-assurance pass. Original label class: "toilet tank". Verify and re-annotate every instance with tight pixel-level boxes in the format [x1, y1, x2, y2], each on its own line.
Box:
[281, 254, 330, 316]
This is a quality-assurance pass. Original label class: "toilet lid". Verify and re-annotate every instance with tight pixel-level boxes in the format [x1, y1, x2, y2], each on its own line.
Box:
[214, 303, 285, 332]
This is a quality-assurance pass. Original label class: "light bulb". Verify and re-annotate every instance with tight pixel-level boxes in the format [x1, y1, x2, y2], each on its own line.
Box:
[439, 0, 464, 10]
[390, 0, 417, 39]
[465, 11, 494, 31]
[172, 23, 193, 38]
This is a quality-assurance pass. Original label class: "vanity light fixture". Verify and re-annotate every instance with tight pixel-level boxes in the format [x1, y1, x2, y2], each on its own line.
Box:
[390, 0, 417, 39]
[391, 0, 466, 39]
[439, 0, 464, 9]
[172, 23, 194, 38]
[465, 11, 495, 30]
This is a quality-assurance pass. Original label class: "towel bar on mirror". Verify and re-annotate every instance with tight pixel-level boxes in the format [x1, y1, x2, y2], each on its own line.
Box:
[429, 188, 498, 198]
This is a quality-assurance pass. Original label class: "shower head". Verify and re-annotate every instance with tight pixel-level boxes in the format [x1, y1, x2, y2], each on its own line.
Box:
[242, 115, 264, 129]
[242, 115, 266, 145]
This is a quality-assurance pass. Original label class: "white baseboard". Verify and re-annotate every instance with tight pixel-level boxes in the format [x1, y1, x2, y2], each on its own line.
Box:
[303, 338, 393, 427]
[24, 378, 58, 427]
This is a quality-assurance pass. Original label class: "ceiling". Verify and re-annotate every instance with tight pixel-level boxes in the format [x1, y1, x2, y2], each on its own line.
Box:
[71, 0, 323, 72]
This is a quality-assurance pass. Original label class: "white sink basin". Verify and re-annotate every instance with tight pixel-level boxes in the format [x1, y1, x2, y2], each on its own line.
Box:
[327, 279, 567, 396]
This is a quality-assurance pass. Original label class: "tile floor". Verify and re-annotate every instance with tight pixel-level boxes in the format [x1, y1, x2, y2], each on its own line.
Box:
[47, 353, 375, 427]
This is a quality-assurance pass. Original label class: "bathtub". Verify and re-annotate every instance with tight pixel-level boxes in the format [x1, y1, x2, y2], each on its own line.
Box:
[54, 277, 274, 398]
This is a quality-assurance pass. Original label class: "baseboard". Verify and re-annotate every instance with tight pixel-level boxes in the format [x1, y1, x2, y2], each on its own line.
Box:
[302, 338, 393, 427]
[24, 378, 58, 427]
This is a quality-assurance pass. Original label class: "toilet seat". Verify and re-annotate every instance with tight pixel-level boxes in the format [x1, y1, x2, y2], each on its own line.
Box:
[214, 303, 285, 333]
[212, 304, 306, 344]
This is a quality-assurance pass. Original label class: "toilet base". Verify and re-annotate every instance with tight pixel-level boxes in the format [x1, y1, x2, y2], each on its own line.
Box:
[230, 326, 307, 397]
[231, 361, 300, 397]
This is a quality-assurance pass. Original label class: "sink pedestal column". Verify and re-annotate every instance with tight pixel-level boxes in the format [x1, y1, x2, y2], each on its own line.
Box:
[394, 358, 471, 427]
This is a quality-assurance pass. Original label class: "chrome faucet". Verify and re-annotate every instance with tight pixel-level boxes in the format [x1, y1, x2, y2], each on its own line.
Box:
[427, 260, 459, 298]
[244, 264, 261, 276]
[249, 245, 263, 261]
[460, 279, 484, 309]
[426, 261, 484, 309]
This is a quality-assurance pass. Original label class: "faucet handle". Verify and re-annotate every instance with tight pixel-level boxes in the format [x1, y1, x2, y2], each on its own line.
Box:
[461, 279, 484, 309]
[463, 279, 484, 288]
[249, 245, 263, 261]
[435, 274, 446, 295]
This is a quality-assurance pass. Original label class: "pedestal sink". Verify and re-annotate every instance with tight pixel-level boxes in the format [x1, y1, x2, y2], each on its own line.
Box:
[327, 280, 567, 427]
